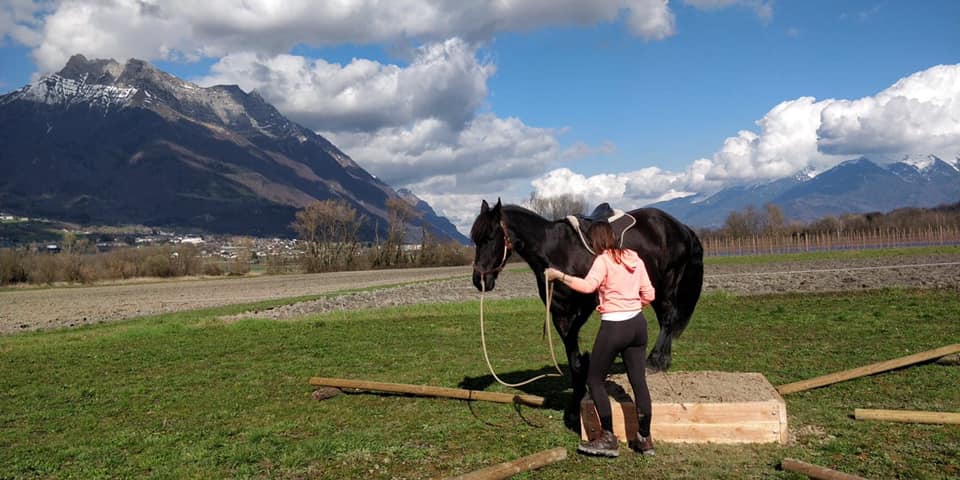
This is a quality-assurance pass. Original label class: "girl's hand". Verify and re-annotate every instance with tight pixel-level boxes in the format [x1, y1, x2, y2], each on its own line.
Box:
[544, 268, 564, 282]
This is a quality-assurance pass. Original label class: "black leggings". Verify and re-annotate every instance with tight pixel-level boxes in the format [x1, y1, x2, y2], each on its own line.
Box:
[587, 313, 652, 437]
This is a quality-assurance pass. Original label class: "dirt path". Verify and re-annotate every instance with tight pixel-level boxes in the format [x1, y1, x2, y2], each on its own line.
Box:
[2, 254, 959, 334]
[0, 266, 471, 334]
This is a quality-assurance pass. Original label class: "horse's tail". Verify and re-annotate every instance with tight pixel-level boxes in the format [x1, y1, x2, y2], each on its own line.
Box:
[672, 227, 704, 339]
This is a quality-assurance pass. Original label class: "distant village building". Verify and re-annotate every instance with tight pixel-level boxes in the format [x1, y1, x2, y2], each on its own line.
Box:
[180, 236, 205, 245]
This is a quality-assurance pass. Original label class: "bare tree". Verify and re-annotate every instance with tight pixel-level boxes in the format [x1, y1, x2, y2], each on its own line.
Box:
[527, 192, 587, 219]
[762, 203, 785, 235]
[291, 200, 364, 272]
[723, 205, 762, 238]
[374, 198, 419, 267]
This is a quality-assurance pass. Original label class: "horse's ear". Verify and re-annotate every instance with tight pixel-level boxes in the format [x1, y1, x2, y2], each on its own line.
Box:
[489, 198, 502, 219]
[481, 199, 490, 213]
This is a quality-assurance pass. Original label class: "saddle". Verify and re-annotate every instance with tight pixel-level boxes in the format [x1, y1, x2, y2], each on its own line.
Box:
[566, 203, 637, 255]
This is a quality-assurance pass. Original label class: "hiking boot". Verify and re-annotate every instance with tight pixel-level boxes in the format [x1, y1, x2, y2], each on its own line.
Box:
[629, 434, 655, 456]
[577, 430, 619, 457]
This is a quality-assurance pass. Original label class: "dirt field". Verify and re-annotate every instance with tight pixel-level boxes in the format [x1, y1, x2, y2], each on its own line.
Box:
[2, 254, 959, 334]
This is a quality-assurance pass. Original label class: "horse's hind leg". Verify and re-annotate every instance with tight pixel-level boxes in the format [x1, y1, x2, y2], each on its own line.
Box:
[648, 298, 677, 372]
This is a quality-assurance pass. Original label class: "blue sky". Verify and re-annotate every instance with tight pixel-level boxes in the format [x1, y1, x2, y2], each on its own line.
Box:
[1, 1, 959, 233]
[482, 1, 959, 172]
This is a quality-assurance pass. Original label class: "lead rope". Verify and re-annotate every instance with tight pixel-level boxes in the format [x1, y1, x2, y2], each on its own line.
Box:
[479, 275, 564, 388]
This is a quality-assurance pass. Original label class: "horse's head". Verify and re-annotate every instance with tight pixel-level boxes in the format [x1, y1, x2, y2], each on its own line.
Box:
[470, 198, 512, 292]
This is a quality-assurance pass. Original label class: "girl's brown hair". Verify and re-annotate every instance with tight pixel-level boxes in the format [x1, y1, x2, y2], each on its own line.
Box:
[586, 222, 624, 263]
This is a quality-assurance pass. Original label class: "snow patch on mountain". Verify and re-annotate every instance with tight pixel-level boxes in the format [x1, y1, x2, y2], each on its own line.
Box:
[6, 74, 137, 108]
[899, 153, 937, 171]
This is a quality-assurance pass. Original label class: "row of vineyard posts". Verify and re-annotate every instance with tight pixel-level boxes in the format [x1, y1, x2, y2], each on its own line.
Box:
[698, 203, 960, 256]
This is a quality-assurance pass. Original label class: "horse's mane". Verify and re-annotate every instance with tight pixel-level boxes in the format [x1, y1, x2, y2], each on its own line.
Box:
[502, 204, 545, 219]
[471, 204, 551, 243]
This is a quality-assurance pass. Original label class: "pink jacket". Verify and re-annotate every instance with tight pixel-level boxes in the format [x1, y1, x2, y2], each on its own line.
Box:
[565, 249, 655, 313]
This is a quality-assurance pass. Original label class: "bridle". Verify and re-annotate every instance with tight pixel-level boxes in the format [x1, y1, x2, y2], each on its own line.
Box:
[472, 219, 513, 277]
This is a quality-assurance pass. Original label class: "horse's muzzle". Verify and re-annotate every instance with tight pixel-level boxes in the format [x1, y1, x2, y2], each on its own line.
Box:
[472, 271, 497, 292]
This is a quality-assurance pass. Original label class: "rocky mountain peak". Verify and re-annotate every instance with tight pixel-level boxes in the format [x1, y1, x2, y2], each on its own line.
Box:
[9, 55, 308, 141]
[58, 55, 173, 91]
[58, 54, 124, 83]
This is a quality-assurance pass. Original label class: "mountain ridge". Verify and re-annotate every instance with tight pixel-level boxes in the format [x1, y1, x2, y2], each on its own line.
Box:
[649, 155, 960, 228]
[0, 54, 468, 243]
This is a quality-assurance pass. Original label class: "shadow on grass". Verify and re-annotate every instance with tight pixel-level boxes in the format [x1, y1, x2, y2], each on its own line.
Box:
[458, 361, 645, 431]
[458, 365, 583, 431]
[459, 365, 570, 404]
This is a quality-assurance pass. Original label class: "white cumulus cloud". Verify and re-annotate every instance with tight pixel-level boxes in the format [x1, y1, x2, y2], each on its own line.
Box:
[197, 38, 493, 132]
[324, 114, 582, 189]
[817, 64, 960, 158]
[532, 63, 960, 209]
[21, 0, 679, 73]
[531, 168, 629, 207]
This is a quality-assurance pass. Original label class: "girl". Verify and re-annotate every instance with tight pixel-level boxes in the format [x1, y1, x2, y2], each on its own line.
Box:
[545, 221, 656, 457]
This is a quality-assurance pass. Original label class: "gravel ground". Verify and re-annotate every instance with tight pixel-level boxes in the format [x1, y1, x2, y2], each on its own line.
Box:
[224, 253, 960, 322]
[2, 254, 959, 334]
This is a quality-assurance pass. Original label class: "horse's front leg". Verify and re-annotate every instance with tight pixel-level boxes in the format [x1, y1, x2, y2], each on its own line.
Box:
[556, 311, 591, 430]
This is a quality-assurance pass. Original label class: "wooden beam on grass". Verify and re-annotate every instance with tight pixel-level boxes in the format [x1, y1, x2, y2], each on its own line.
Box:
[776, 344, 960, 395]
[854, 408, 960, 425]
[308, 377, 546, 407]
[780, 458, 868, 480]
[447, 447, 567, 480]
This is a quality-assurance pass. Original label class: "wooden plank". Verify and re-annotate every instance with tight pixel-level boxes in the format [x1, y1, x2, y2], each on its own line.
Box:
[777, 400, 789, 444]
[308, 377, 545, 407]
[581, 398, 787, 444]
[854, 408, 960, 425]
[447, 447, 567, 480]
[652, 401, 785, 423]
[652, 422, 783, 444]
[777, 344, 960, 395]
[780, 458, 868, 480]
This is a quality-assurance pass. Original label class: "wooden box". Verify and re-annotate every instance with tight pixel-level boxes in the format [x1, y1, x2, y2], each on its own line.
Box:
[580, 371, 788, 444]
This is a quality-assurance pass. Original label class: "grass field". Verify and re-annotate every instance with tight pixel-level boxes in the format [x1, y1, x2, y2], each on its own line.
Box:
[2, 286, 959, 478]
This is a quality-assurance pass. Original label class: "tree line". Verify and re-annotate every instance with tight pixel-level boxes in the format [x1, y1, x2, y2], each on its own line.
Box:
[0, 198, 471, 286]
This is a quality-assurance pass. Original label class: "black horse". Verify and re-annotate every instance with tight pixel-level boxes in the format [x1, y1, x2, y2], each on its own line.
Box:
[470, 199, 704, 422]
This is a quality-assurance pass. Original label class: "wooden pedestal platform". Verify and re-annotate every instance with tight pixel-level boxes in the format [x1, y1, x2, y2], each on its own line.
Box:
[580, 371, 788, 444]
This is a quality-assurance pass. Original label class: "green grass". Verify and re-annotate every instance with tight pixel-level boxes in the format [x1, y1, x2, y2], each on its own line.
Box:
[1, 289, 958, 479]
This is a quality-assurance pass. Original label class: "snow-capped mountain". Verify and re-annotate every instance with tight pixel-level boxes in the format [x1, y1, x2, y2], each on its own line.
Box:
[650, 155, 960, 228]
[0, 54, 466, 242]
[887, 154, 960, 183]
